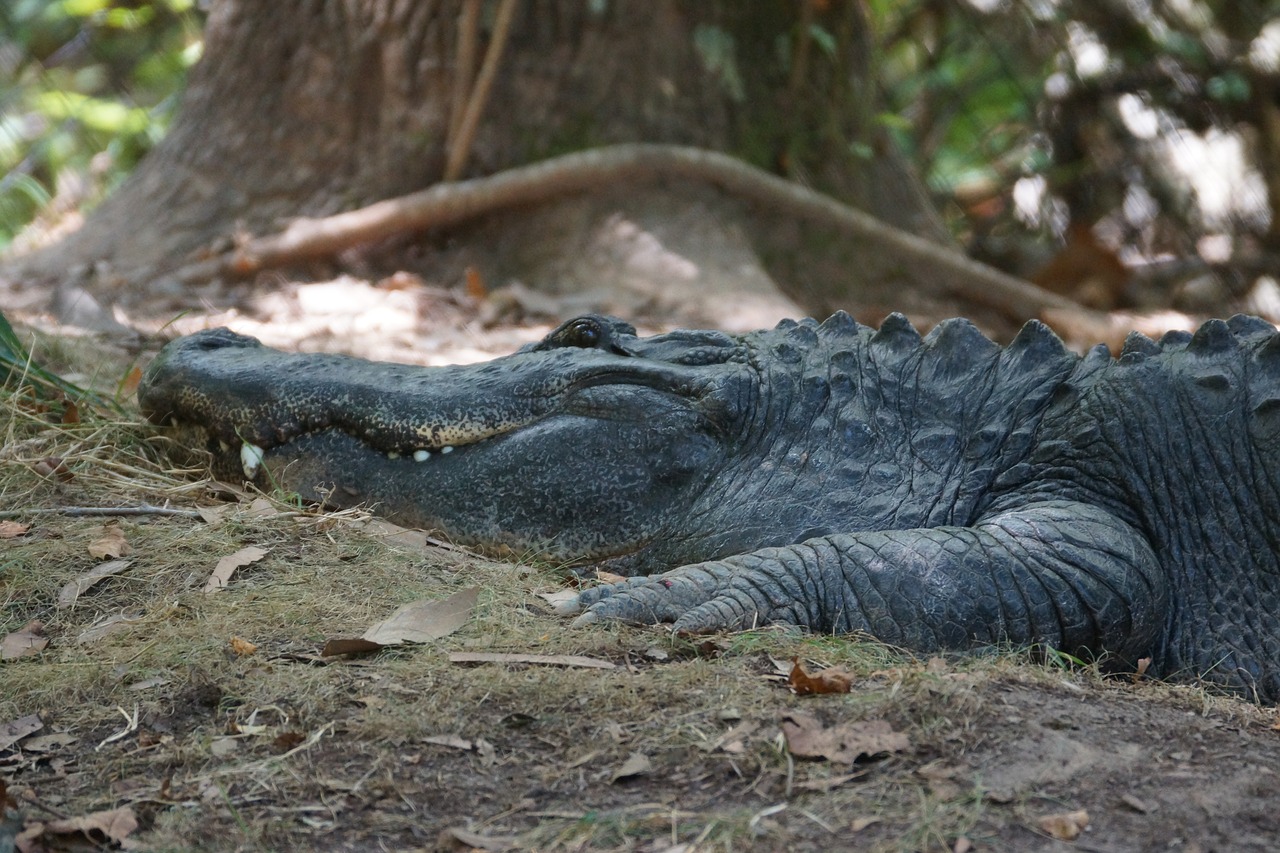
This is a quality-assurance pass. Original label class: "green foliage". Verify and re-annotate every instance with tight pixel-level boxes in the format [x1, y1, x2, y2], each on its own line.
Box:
[0, 308, 120, 412]
[0, 0, 203, 249]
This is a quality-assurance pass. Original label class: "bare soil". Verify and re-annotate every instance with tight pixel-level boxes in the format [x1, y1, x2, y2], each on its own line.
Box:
[2, 287, 1279, 853]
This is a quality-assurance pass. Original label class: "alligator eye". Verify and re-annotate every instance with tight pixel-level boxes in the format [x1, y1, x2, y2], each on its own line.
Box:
[563, 319, 601, 348]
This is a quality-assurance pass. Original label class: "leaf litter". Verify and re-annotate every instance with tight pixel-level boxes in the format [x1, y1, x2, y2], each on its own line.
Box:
[8, 313, 1280, 852]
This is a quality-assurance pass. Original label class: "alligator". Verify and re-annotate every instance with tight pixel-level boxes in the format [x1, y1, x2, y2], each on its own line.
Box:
[139, 313, 1280, 703]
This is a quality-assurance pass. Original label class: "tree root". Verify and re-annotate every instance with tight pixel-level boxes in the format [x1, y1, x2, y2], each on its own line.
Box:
[167, 143, 1090, 325]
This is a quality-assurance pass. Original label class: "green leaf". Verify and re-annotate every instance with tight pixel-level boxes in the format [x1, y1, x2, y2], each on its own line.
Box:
[0, 310, 121, 412]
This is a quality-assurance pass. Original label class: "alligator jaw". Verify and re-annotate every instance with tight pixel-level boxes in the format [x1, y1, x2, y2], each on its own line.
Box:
[138, 326, 729, 565]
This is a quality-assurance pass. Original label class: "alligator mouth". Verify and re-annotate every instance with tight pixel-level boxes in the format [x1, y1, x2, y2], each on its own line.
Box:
[170, 414, 527, 481]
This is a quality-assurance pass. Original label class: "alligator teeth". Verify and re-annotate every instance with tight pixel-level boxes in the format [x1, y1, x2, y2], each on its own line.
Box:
[413, 449, 430, 462]
[441, 445, 454, 454]
[240, 442, 265, 479]
[387, 451, 401, 460]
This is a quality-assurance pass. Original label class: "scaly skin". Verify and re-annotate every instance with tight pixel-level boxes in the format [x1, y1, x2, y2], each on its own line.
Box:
[140, 313, 1280, 702]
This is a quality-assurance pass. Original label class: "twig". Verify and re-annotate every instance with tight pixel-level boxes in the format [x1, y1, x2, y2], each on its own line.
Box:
[0, 504, 202, 520]
[168, 143, 1088, 323]
[446, 0, 482, 152]
[444, 0, 518, 181]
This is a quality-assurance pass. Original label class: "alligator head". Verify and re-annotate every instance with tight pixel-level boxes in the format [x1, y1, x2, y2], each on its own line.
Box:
[139, 316, 766, 572]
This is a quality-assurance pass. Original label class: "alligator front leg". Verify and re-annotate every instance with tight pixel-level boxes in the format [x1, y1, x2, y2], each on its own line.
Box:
[567, 501, 1168, 665]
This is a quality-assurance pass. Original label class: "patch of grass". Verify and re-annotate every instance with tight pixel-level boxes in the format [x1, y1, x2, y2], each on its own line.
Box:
[4, 326, 1280, 852]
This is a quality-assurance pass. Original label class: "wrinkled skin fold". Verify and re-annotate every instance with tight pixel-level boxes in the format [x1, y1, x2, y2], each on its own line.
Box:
[140, 313, 1280, 703]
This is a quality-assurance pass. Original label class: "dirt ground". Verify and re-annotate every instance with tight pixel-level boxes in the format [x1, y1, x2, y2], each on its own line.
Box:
[3, 283, 1280, 853]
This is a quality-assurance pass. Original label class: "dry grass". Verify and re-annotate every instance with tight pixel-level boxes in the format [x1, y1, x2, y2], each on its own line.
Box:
[3, 329, 1280, 853]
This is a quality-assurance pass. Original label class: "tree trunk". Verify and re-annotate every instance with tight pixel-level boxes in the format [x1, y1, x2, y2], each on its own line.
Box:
[8, 0, 984, 331]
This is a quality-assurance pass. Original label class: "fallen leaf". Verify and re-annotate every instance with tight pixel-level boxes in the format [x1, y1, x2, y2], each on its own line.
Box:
[362, 587, 478, 645]
[1119, 793, 1154, 814]
[2, 620, 47, 660]
[352, 517, 430, 549]
[779, 712, 909, 763]
[0, 520, 30, 539]
[196, 505, 231, 525]
[1132, 657, 1151, 683]
[76, 613, 144, 644]
[117, 365, 143, 396]
[57, 559, 133, 608]
[611, 751, 652, 783]
[850, 817, 881, 832]
[210, 736, 239, 757]
[0, 714, 43, 751]
[228, 636, 258, 656]
[536, 589, 579, 607]
[203, 545, 268, 593]
[44, 806, 138, 845]
[788, 657, 854, 695]
[87, 524, 129, 559]
[33, 455, 72, 481]
[595, 569, 627, 584]
[448, 651, 616, 670]
[700, 720, 759, 753]
[793, 769, 872, 791]
[320, 637, 383, 656]
[425, 734, 475, 750]
[1037, 809, 1089, 840]
[274, 731, 306, 751]
[322, 588, 478, 655]
[464, 265, 489, 299]
[60, 400, 80, 424]
[21, 733, 77, 753]
[439, 826, 515, 852]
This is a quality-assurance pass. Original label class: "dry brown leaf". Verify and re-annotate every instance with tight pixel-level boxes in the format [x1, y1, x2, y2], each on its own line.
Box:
[1133, 656, 1152, 683]
[362, 587, 478, 645]
[536, 589, 579, 607]
[440, 826, 515, 852]
[322, 588, 478, 656]
[203, 545, 268, 593]
[425, 734, 475, 751]
[247, 497, 284, 517]
[594, 569, 627, 584]
[87, 524, 129, 559]
[0, 714, 43, 751]
[1036, 809, 1089, 840]
[76, 613, 143, 645]
[196, 505, 232, 525]
[117, 365, 143, 396]
[45, 805, 139, 845]
[1, 620, 47, 660]
[356, 517, 431, 549]
[57, 559, 133, 609]
[228, 636, 258, 656]
[850, 817, 881, 832]
[320, 637, 382, 656]
[449, 651, 617, 670]
[33, 455, 72, 481]
[60, 400, 80, 424]
[788, 657, 855, 695]
[700, 720, 759, 754]
[610, 751, 652, 783]
[779, 712, 909, 763]
[0, 520, 30, 539]
[464, 265, 489, 299]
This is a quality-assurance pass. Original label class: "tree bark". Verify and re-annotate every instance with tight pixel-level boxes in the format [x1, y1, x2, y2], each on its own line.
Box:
[7, 0, 983, 330]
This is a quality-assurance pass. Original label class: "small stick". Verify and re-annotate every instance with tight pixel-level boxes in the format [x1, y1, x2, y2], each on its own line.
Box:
[447, 0, 482, 150]
[0, 504, 202, 520]
[443, 0, 518, 181]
